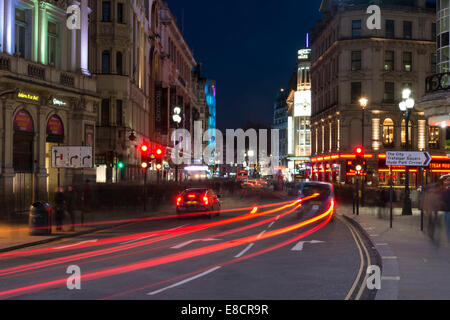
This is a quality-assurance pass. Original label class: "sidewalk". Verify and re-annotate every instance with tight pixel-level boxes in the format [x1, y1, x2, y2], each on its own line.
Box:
[339, 204, 450, 300]
[0, 195, 284, 253]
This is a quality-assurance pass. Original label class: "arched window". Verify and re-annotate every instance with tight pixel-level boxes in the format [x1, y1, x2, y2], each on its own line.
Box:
[401, 119, 413, 148]
[383, 118, 394, 147]
[116, 52, 123, 75]
[102, 50, 111, 74]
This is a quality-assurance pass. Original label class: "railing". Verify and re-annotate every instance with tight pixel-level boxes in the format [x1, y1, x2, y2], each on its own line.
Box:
[425, 72, 450, 93]
[60, 73, 75, 87]
[27, 64, 46, 80]
[0, 56, 10, 71]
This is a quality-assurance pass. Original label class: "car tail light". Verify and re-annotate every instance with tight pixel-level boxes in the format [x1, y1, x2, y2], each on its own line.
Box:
[187, 194, 196, 199]
[203, 196, 209, 206]
[176, 197, 183, 206]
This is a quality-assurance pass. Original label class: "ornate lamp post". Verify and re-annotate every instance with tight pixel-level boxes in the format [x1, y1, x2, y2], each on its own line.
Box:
[359, 97, 368, 204]
[399, 88, 415, 216]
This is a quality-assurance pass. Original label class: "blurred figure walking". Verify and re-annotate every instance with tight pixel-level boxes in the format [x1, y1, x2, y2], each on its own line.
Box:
[54, 187, 66, 232]
[66, 186, 76, 231]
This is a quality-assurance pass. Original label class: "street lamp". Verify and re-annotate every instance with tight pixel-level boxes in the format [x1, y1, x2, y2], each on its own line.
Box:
[359, 97, 368, 204]
[399, 88, 415, 216]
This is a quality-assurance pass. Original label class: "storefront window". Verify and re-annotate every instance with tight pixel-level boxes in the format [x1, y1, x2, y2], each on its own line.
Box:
[429, 126, 440, 149]
[383, 118, 395, 147]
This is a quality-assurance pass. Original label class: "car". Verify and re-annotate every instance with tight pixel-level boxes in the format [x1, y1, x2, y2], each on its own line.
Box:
[296, 182, 335, 220]
[176, 188, 221, 219]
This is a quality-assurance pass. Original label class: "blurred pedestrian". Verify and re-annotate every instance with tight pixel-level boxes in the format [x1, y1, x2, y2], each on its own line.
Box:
[66, 186, 76, 231]
[54, 187, 66, 232]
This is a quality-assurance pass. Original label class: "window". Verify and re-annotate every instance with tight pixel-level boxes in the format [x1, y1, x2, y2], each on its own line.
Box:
[431, 53, 437, 73]
[116, 52, 123, 75]
[403, 21, 412, 39]
[116, 100, 123, 127]
[102, 1, 111, 22]
[117, 3, 124, 23]
[401, 120, 413, 148]
[352, 20, 362, 38]
[403, 52, 412, 72]
[351, 51, 362, 71]
[428, 126, 440, 149]
[385, 51, 395, 71]
[384, 82, 395, 102]
[48, 21, 58, 67]
[101, 99, 110, 126]
[15, 8, 27, 58]
[102, 50, 111, 73]
[383, 118, 395, 147]
[351, 82, 362, 103]
[432, 23, 437, 42]
[386, 20, 395, 38]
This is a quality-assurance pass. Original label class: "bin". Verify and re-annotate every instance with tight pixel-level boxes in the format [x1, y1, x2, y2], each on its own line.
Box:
[29, 202, 53, 236]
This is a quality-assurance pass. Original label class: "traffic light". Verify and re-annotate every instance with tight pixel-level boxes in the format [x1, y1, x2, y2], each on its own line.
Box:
[140, 143, 150, 169]
[352, 146, 365, 174]
[118, 161, 125, 169]
[155, 146, 165, 159]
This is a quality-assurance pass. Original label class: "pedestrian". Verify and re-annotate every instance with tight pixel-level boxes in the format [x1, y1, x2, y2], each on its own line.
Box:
[66, 186, 76, 231]
[54, 187, 66, 232]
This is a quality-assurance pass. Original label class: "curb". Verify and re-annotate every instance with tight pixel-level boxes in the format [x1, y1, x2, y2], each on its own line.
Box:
[342, 214, 383, 300]
[343, 214, 400, 300]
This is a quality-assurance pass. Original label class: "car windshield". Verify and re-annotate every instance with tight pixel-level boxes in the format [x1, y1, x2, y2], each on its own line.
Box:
[301, 184, 331, 199]
[182, 189, 207, 197]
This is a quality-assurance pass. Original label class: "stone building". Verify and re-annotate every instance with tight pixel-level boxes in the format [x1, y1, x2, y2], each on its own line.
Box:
[0, 0, 98, 217]
[310, 0, 448, 186]
[89, 0, 160, 183]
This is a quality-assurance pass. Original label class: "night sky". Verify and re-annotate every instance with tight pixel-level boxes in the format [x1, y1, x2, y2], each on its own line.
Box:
[167, 0, 323, 131]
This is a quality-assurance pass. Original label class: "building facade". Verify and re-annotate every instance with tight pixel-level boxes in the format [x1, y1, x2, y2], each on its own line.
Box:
[286, 47, 312, 180]
[418, 0, 450, 154]
[310, 0, 448, 186]
[273, 89, 288, 167]
[0, 0, 98, 217]
[89, 0, 159, 184]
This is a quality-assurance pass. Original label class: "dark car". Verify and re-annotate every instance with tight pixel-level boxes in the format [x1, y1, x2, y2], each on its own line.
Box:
[296, 182, 335, 219]
[176, 188, 221, 219]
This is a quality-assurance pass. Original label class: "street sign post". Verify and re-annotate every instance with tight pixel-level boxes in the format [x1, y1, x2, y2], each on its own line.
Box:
[386, 151, 431, 167]
[52, 146, 93, 169]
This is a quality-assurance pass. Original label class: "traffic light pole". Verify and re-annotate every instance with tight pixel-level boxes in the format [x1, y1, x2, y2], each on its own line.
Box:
[144, 168, 147, 212]
[356, 173, 360, 216]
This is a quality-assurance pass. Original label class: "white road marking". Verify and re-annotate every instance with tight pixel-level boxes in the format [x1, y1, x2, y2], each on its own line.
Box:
[53, 239, 98, 250]
[382, 256, 398, 260]
[381, 276, 401, 281]
[268, 222, 275, 228]
[257, 230, 266, 239]
[375, 243, 389, 246]
[120, 224, 189, 245]
[291, 240, 325, 251]
[235, 243, 254, 258]
[171, 238, 220, 249]
[147, 266, 222, 296]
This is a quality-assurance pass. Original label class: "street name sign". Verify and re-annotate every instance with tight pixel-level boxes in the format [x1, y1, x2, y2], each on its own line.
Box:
[52, 146, 93, 169]
[386, 151, 431, 167]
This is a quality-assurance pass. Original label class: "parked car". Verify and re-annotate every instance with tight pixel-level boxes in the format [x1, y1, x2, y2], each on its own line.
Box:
[296, 182, 335, 220]
[176, 188, 221, 219]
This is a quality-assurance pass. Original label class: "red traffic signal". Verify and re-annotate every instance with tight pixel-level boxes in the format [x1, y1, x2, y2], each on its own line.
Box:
[140, 144, 149, 154]
[354, 146, 364, 156]
[155, 146, 165, 158]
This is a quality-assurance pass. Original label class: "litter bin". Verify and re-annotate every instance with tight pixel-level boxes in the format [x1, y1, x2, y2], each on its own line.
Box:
[29, 202, 53, 236]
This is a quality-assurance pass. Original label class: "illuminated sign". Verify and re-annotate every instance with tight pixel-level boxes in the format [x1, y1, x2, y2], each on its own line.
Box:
[52, 98, 67, 106]
[298, 49, 311, 61]
[294, 91, 311, 117]
[17, 92, 39, 102]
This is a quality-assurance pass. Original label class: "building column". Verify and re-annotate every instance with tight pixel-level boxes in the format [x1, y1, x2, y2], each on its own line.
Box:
[3, 0, 14, 55]
[34, 107, 49, 201]
[79, 0, 89, 74]
[1, 103, 15, 220]
[38, 2, 48, 65]
[0, 0, 5, 53]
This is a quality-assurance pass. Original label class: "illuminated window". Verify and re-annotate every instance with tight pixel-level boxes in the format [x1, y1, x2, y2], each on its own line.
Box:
[428, 126, 440, 149]
[383, 118, 395, 147]
[385, 51, 395, 71]
[401, 119, 413, 148]
[403, 52, 413, 72]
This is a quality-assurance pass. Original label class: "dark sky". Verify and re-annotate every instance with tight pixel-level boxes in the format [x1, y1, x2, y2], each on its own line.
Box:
[167, 0, 323, 131]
